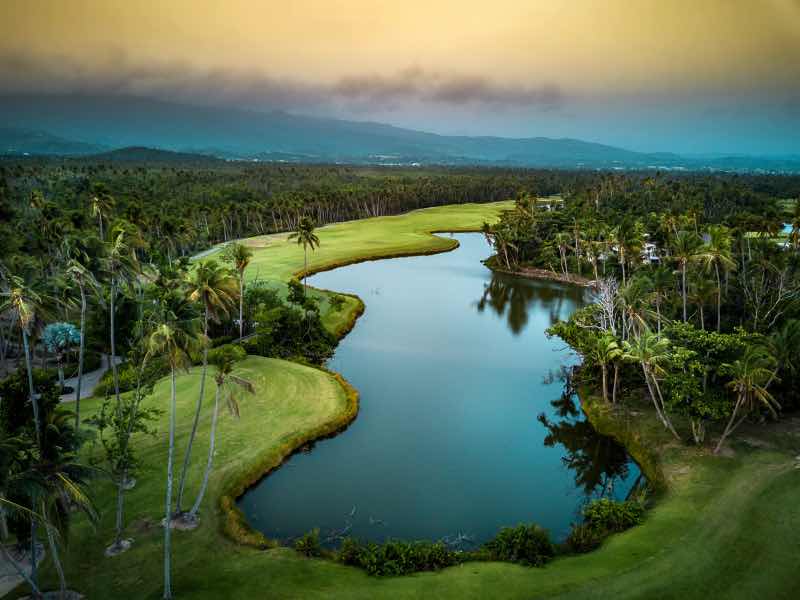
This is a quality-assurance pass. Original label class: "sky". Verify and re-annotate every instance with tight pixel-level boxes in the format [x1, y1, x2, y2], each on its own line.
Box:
[1, 0, 799, 154]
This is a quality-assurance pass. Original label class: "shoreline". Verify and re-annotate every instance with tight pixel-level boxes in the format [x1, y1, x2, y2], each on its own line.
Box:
[221, 231, 652, 552]
[487, 262, 595, 288]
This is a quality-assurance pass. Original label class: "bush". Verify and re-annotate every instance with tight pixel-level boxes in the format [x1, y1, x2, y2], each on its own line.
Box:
[483, 524, 555, 567]
[336, 538, 459, 576]
[295, 529, 322, 557]
[582, 498, 644, 533]
[337, 537, 362, 566]
[565, 523, 603, 553]
[94, 356, 169, 397]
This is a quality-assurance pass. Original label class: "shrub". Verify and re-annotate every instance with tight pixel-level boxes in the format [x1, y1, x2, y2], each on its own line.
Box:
[565, 523, 603, 553]
[295, 529, 322, 557]
[483, 524, 555, 567]
[337, 537, 362, 566]
[94, 356, 169, 397]
[335, 538, 459, 576]
[582, 498, 644, 533]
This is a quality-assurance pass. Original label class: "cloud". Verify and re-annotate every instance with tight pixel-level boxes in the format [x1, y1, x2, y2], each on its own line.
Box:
[332, 66, 562, 108]
[0, 50, 563, 112]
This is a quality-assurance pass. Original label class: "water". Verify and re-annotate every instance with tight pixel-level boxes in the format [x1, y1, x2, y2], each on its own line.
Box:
[238, 233, 640, 545]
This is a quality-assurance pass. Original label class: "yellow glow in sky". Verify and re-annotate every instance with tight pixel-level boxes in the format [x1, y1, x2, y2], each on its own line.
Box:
[2, 0, 799, 93]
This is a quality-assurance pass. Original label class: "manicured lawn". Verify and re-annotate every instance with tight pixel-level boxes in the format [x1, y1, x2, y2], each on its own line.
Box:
[200, 201, 514, 335]
[12, 201, 800, 598]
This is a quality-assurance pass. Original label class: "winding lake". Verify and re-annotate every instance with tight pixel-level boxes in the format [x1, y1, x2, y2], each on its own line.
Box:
[238, 233, 641, 546]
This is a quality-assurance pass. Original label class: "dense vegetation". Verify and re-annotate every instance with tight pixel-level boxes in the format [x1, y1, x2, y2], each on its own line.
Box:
[2, 157, 800, 597]
[482, 173, 800, 450]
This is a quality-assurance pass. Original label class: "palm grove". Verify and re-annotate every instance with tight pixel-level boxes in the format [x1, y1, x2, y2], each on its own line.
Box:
[482, 175, 800, 451]
[0, 176, 334, 597]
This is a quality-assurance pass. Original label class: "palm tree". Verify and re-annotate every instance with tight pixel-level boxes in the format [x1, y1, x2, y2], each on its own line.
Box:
[714, 346, 778, 454]
[147, 296, 201, 600]
[587, 333, 622, 403]
[761, 319, 800, 388]
[65, 259, 101, 428]
[31, 405, 99, 597]
[611, 219, 642, 285]
[689, 276, 717, 330]
[0, 275, 46, 447]
[288, 216, 320, 293]
[187, 350, 254, 523]
[619, 275, 653, 339]
[649, 265, 673, 333]
[554, 232, 571, 276]
[671, 230, 702, 322]
[175, 260, 237, 516]
[90, 191, 114, 240]
[222, 242, 253, 339]
[103, 226, 141, 414]
[696, 225, 736, 331]
[623, 329, 680, 440]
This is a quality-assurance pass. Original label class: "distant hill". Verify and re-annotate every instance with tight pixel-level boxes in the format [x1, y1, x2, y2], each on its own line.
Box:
[0, 126, 105, 156]
[87, 146, 225, 165]
[0, 94, 797, 171]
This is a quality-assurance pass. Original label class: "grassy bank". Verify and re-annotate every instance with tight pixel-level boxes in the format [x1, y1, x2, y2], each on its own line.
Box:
[202, 201, 514, 335]
[13, 201, 800, 598]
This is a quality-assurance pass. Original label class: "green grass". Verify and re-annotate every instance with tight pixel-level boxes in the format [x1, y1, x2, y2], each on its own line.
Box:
[14, 201, 800, 599]
[201, 201, 514, 334]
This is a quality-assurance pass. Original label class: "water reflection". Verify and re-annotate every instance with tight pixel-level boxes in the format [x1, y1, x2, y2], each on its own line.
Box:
[538, 373, 640, 501]
[476, 272, 586, 335]
[240, 234, 638, 544]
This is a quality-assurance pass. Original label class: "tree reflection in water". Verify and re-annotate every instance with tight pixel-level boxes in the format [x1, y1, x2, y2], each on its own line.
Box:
[538, 369, 642, 501]
[476, 272, 583, 335]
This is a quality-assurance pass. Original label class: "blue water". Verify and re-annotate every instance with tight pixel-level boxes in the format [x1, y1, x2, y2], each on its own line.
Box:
[238, 233, 640, 545]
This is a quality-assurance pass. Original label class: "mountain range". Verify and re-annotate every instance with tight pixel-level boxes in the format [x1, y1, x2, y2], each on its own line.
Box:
[1, 94, 797, 172]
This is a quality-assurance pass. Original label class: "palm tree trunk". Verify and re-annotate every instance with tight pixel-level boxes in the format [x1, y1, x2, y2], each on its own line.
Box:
[22, 330, 41, 447]
[303, 246, 308, 293]
[715, 264, 722, 332]
[682, 263, 688, 322]
[600, 364, 608, 402]
[57, 357, 64, 389]
[176, 306, 209, 514]
[75, 283, 87, 428]
[656, 299, 662, 334]
[238, 272, 244, 339]
[190, 385, 220, 518]
[650, 373, 681, 440]
[699, 305, 705, 330]
[42, 501, 67, 599]
[114, 473, 126, 546]
[29, 521, 37, 589]
[612, 363, 619, 404]
[714, 394, 745, 454]
[163, 368, 176, 600]
[110, 279, 121, 412]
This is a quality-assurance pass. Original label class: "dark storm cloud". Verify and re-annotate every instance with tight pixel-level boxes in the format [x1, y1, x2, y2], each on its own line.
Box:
[0, 51, 563, 111]
[331, 67, 562, 108]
